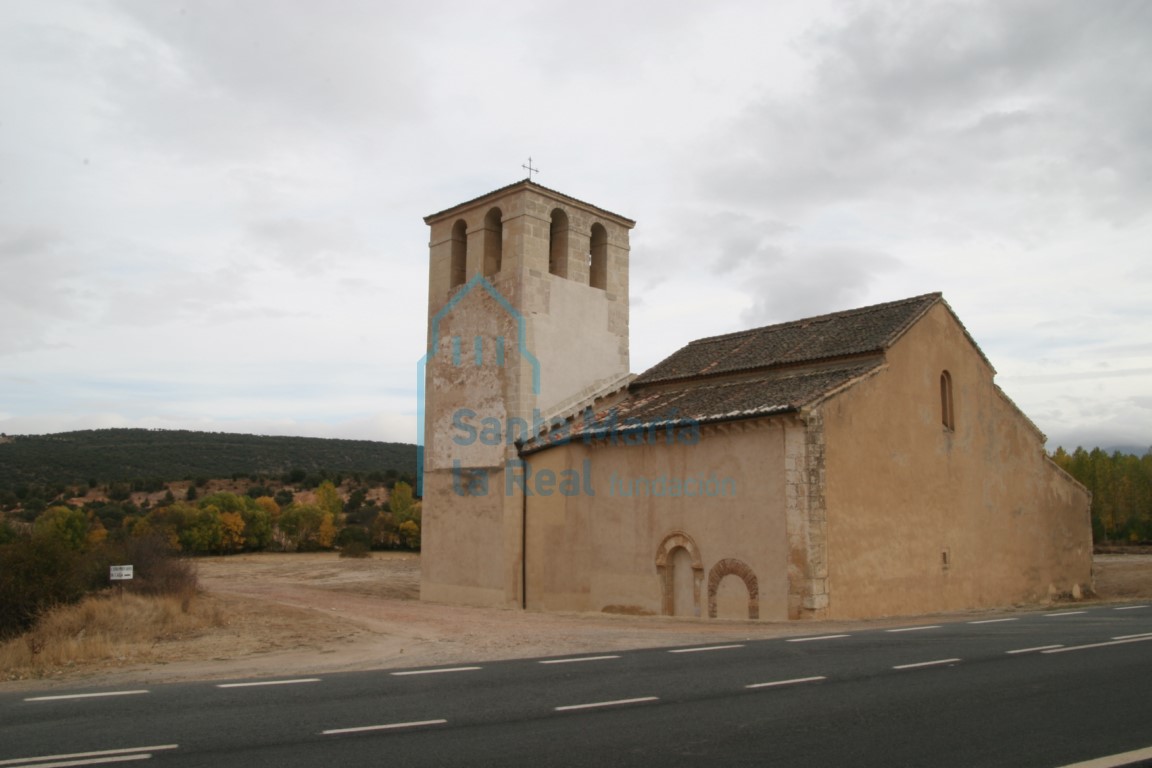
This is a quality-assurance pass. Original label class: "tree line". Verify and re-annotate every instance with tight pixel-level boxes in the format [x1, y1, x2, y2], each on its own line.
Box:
[2, 479, 421, 558]
[0, 428, 416, 492]
[1050, 446, 1152, 544]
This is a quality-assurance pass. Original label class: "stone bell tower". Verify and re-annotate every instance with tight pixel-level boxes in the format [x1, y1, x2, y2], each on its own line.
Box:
[419, 179, 634, 608]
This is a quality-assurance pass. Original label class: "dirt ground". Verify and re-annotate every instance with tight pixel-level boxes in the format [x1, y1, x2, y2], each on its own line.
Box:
[4, 553, 1150, 691]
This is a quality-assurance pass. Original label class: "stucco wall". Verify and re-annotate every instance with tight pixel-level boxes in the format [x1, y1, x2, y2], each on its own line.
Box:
[820, 303, 1092, 619]
[523, 421, 791, 621]
[420, 467, 526, 608]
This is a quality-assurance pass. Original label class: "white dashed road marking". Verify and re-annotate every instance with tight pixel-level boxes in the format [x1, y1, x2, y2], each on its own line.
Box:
[322, 720, 447, 736]
[1053, 744, 1152, 768]
[892, 658, 961, 670]
[746, 676, 827, 689]
[786, 634, 850, 643]
[391, 667, 482, 676]
[555, 697, 659, 712]
[216, 678, 321, 688]
[0, 744, 178, 767]
[1006, 645, 1063, 654]
[886, 625, 941, 633]
[668, 644, 745, 654]
[1043, 636, 1152, 654]
[23, 690, 149, 702]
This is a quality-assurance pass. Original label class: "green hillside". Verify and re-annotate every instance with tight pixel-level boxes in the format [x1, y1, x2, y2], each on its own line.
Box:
[0, 429, 416, 490]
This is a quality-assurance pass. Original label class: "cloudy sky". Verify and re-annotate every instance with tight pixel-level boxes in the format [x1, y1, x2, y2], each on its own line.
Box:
[2, 0, 1149, 452]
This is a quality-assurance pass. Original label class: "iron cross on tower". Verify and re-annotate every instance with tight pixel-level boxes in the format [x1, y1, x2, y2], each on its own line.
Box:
[522, 157, 539, 181]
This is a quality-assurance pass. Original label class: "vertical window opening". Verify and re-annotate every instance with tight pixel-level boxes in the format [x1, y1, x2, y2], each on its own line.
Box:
[549, 208, 569, 278]
[589, 223, 607, 290]
[483, 207, 503, 277]
[940, 370, 955, 431]
[450, 219, 467, 289]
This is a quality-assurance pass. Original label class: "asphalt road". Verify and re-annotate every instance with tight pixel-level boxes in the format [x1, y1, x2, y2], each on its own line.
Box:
[3, 603, 1152, 768]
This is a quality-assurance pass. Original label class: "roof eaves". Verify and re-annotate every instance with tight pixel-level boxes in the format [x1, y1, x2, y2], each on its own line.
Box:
[424, 179, 635, 227]
[632, 350, 883, 390]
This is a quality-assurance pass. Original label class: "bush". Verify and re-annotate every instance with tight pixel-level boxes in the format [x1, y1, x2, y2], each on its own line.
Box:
[0, 533, 199, 641]
[339, 541, 370, 559]
[0, 537, 94, 640]
[101, 535, 199, 598]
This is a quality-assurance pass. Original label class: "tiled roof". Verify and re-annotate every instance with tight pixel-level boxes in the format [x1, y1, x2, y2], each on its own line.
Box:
[634, 293, 942, 386]
[520, 292, 975, 454]
[521, 362, 881, 453]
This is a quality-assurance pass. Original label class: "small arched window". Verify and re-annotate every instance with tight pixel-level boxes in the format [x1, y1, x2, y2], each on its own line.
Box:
[940, 370, 955, 431]
[589, 223, 607, 290]
[449, 219, 467, 289]
[483, 208, 503, 277]
[549, 208, 569, 278]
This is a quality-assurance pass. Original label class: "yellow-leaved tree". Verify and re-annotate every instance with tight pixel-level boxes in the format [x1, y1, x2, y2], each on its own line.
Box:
[220, 511, 246, 552]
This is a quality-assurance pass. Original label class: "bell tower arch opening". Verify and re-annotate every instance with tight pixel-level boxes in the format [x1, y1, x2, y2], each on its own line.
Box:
[450, 219, 467, 290]
[549, 208, 569, 278]
[483, 207, 503, 277]
[589, 222, 608, 290]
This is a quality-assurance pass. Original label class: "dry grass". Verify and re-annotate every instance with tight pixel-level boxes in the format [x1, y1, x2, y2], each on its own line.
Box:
[0, 589, 226, 680]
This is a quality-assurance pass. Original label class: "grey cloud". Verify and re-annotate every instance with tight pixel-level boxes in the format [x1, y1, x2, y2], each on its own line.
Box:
[245, 216, 368, 276]
[104, 0, 427, 160]
[739, 245, 903, 327]
[703, 0, 1152, 229]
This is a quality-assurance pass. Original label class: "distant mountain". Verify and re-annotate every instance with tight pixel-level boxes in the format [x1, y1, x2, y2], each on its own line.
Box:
[0, 429, 416, 489]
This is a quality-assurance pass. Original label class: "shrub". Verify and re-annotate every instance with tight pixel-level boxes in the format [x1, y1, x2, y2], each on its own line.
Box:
[0, 532, 199, 641]
[339, 541, 370, 559]
[0, 537, 93, 640]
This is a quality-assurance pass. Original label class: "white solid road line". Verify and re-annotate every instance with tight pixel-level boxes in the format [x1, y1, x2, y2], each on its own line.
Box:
[216, 678, 321, 688]
[1054, 744, 1152, 768]
[786, 634, 850, 642]
[555, 696, 659, 712]
[1045, 611, 1088, 617]
[892, 658, 961, 670]
[1006, 645, 1064, 654]
[968, 618, 1019, 624]
[746, 676, 827, 689]
[1043, 636, 1152, 654]
[1113, 632, 1152, 640]
[322, 719, 447, 736]
[0, 745, 178, 767]
[538, 655, 621, 664]
[1114, 605, 1148, 610]
[23, 690, 149, 702]
[886, 625, 942, 633]
[390, 666, 482, 676]
[668, 644, 745, 653]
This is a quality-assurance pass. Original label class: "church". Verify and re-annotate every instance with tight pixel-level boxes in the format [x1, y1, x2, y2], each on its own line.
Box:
[419, 179, 1092, 621]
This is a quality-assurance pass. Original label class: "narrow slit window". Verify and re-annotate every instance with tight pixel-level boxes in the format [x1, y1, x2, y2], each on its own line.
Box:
[940, 370, 955, 431]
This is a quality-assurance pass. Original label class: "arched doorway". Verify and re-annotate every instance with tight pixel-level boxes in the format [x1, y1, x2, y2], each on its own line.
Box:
[654, 531, 703, 617]
[707, 558, 760, 620]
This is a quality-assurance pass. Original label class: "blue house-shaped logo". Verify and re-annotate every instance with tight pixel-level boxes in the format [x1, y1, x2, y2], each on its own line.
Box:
[416, 275, 542, 494]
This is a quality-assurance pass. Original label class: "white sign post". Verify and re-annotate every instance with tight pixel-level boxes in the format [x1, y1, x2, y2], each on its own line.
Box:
[110, 565, 134, 581]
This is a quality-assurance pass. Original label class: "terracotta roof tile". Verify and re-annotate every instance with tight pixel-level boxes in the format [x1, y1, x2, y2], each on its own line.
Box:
[522, 363, 881, 452]
[634, 293, 941, 385]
